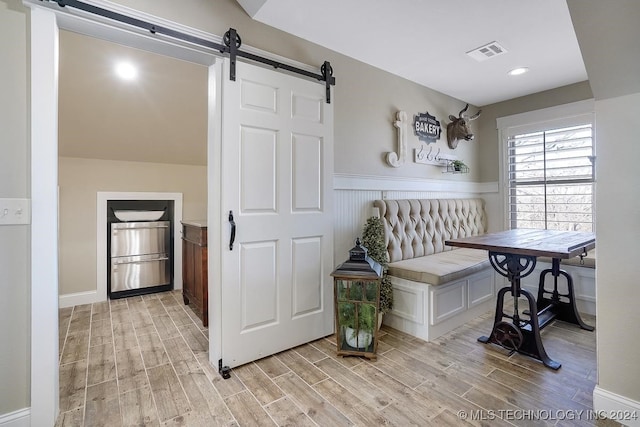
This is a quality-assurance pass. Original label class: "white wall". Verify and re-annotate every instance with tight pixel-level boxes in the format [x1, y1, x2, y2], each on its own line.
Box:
[594, 92, 640, 403]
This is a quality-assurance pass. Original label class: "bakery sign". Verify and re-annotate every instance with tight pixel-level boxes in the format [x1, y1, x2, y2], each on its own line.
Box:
[413, 111, 441, 143]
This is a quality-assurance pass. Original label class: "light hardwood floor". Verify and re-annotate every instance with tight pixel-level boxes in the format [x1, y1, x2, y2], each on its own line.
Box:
[56, 290, 620, 426]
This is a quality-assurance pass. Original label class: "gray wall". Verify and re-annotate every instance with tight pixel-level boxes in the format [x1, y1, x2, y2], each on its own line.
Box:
[6, 0, 638, 419]
[107, 0, 483, 181]
[58, 0, 489, 297]
[0, 0, 481, 416]
[58, 158, 207, 295]
[0, 0, 30, 415]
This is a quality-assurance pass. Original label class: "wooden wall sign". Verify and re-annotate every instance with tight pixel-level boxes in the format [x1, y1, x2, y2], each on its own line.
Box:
[386, 111, 408, 168]
[413, 112, 441, 143]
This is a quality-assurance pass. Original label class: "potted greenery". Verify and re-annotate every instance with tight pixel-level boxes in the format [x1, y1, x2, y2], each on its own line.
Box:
[361, 216, 393, 329]
[337, 285, 377, 349]
[450, 159, 467, 172]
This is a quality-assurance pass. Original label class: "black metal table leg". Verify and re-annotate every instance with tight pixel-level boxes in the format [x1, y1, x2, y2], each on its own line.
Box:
[478, 286, 510, 344]
[537, 258, 594, 331]
[518, 288, 561, 370]
[479, 251, 561, 370]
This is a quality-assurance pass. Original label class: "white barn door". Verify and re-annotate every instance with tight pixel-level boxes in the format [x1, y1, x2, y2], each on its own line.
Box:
[221, 60, 334, 368]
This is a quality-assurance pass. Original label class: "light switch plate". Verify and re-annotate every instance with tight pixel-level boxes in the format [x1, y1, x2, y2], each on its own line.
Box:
[0, 198, 31, 225]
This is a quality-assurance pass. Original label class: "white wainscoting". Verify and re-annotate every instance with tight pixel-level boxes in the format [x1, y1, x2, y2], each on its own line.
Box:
[333, 189, 381, 266]
[384, 269, 498, 341]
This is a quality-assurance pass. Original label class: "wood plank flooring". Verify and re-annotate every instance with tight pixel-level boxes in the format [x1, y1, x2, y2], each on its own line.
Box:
[56, 290, 620, 426]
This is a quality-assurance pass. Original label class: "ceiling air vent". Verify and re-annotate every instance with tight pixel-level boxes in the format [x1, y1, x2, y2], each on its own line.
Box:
[466, 41, 507, 62]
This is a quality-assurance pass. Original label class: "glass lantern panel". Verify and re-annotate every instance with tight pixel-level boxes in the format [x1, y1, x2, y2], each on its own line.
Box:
[365, 281, 378, 302]
[337, 301, 355, 330]
[352, 302, 376, 351]
[350, 281, 364, 301]
[336, 280, 348, 301]
[359, 303, 377, 334]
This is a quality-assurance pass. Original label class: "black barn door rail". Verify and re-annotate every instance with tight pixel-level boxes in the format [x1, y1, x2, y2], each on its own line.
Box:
[44, 0, 336, 103]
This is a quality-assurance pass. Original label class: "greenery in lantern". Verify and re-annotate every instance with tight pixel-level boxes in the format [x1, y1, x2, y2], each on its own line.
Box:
[361, 216, 393, 315]
[337, 282, 377, 349]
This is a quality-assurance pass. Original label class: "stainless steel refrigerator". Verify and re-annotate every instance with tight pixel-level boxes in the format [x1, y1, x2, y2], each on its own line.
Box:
[109, 220, 171, 298]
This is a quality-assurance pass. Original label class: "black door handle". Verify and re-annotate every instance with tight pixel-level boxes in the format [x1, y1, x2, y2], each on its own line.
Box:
[229, 210, 236, 250]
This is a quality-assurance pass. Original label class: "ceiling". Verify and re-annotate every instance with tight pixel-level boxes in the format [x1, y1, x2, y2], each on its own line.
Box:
[57, 1, 597, 167]
[58, 30, 209, 166]
[236, 0, 588, 106]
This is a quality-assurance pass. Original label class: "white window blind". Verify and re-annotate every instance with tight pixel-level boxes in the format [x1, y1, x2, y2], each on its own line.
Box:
[507, 123, 595, 231]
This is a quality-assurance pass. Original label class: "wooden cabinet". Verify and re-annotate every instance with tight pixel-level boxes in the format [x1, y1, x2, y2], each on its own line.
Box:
[181, 222, 208, 327]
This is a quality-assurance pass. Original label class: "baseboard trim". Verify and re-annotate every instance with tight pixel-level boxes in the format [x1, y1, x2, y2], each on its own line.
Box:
[59, 290, 101, 308]
[0, 408, 30, 427]
[593, 386, 640, 427]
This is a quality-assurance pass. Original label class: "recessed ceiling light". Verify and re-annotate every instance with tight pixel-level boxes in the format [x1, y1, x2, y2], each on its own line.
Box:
[115, 61, 138, 81]
[508, 67, 529, 76]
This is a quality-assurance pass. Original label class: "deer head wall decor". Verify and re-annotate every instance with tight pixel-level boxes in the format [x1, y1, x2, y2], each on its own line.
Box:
[446, 104, 481, 149]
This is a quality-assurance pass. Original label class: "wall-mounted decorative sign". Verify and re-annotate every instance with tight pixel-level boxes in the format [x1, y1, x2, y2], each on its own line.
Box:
[413, 112, 441, 143]
[386, 111, 408, 168]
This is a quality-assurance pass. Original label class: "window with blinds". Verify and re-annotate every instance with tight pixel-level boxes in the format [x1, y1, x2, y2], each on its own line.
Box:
[507, 123, 595, 231]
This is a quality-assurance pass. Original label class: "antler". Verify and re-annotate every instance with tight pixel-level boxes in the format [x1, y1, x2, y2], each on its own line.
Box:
[458, 104, 469, 118]
[468, 110, 482, 121]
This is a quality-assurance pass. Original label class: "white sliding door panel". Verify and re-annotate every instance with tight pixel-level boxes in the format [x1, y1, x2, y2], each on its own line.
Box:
[221, 60, 333, 368]
[241, 79, 278, 114]
[240, 241, 278, 330]
[292, 133, 322, 211]
[291, 236, 323, 317]
[240, 126, 277, 213]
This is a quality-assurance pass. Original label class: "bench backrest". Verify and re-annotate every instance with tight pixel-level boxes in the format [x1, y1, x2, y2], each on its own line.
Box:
[374, 199, 487, 262]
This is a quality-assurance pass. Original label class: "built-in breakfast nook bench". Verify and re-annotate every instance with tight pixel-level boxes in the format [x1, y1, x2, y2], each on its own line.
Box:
[375, 198, 498, 341]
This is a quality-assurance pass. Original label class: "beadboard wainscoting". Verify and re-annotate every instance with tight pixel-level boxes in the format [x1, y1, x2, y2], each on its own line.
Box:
[332, 174, 499, 267]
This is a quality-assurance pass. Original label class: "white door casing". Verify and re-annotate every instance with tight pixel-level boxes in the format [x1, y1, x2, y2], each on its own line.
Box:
[221, 60, 334, 368]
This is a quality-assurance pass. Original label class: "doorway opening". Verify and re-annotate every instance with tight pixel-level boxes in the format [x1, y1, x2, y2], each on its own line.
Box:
[57, 28, 207, 306]
[30, 7, 221, 424]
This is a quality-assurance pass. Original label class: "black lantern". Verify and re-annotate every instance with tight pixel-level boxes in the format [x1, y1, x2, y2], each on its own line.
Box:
[331, 238, 382, 359]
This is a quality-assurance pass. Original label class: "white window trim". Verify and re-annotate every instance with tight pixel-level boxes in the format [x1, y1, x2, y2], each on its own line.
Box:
[496, 99, 595, 130]
[497, 99, 595, 230]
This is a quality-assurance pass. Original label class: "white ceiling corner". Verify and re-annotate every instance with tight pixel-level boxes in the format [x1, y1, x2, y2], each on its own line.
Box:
[235, 0, 588, 106]
[235, 0, 269, 18]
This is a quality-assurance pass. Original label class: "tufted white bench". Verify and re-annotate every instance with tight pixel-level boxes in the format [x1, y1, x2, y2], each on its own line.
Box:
[374, 199, 498, 341]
